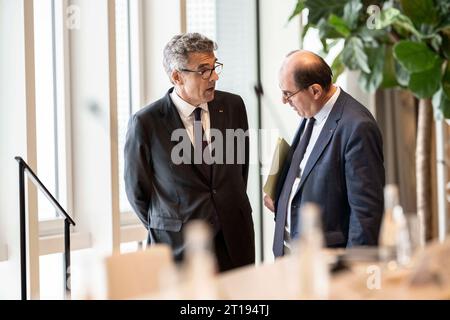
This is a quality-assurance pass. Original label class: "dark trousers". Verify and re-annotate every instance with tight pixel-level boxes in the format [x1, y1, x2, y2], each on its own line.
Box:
[213, 230, 234, 273]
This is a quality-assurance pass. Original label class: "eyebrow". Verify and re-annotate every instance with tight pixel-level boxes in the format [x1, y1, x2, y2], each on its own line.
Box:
[279, 86, 290, 94]
[197, 59, 218, 69]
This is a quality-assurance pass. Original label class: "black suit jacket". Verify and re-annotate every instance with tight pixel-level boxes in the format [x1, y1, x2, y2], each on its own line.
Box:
[124, 88, 255, 267]
[273, 89, 385, 257]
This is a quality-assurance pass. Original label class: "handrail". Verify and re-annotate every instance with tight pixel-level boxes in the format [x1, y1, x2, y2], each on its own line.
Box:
[15, 157, 75, 225]
[15, 156, 76, 300]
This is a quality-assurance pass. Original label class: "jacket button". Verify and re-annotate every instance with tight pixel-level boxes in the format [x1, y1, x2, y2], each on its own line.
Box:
[212, 189, 217, 194]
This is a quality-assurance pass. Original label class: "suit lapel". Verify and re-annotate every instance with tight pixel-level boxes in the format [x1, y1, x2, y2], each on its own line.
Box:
[208, 96, 226, 186]
[161, 88, 210, 185]
[208, 99, 226, 135]
[274, 119, 306, 203]
[296, 90, 347, 192]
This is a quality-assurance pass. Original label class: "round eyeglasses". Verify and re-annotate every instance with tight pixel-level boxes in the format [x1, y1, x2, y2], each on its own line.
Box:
[281, 88, 303, 101]
[180, 62, 223, 80]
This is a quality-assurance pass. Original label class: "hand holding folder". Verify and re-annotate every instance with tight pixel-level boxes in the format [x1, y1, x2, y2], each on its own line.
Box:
[263, 138, 290, 200]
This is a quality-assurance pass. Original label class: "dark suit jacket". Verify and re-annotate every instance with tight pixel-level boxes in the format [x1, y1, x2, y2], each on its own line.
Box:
[124, 88, 255, 268]
[273, 89, 385, 256]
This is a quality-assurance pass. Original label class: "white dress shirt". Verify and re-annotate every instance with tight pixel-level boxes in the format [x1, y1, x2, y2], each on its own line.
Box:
[170, 90, 211, 145]
[285, 86, 341, 248]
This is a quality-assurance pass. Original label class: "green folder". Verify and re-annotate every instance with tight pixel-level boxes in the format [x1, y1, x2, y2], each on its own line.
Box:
[263, 137, 290, 199]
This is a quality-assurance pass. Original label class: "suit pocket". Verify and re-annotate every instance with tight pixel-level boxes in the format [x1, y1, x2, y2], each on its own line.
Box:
[149, 215, 182, 232]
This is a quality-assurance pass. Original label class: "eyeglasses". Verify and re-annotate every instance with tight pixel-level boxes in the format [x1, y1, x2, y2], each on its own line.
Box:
[180, 62, 223, 80]
[281, 88, 303, 101]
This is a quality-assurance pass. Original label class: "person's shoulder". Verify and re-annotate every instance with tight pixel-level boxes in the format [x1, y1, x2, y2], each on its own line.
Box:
[214, 90, 243, 104]
[339, 90, 376, 124]
[133, 94, 168, 122]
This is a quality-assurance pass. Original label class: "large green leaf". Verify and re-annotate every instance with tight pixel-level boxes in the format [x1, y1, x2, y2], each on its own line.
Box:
[381, 45, 398, 88]
[432, 88, 450, 118]
[331, 51, 345, 83]
[317, 18, 345, 40]
[399, 0, 438, 26]
[328, 14, 351, 37]
[395, 61, 410, 87]
[408, 59, 443, 98]
[304, 0, 346, 25]
[318, 39, 342, 56]
[359, 45, 385, 93]
[393, 41, 440, 73]
[342, 37, 371, 73]
[343, 0, 363, 30]
[288, 0, 306, 22]
[376, 7, 401, 29]
[375, 7, 422, 38]
[357, 26, 388, 46]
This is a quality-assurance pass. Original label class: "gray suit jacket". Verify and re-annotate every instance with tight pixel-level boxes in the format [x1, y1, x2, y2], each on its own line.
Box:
[124, 88, 255, 267]
[273, 89, 385, 257]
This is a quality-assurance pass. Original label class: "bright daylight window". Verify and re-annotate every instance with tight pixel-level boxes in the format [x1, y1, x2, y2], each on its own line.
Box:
[116, 0, 140, 214]
[34, 0, 69, 300]
[34, 0, 68, 221]
[186, 0, 216, 40]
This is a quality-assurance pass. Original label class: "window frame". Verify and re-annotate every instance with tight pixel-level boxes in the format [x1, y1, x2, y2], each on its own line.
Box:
[36, 0, 74, 237]
[37, 0, 148, 252]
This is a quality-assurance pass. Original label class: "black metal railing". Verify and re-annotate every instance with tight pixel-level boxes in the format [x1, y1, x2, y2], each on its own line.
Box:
[15, 156, 76, 300]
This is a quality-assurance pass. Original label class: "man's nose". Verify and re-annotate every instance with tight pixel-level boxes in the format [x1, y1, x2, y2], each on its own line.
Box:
[210, 69, 219, 81]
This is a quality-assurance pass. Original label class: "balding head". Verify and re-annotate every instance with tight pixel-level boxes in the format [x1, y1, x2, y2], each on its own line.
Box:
[278, 50, 337, 118]
[280, 50, 333, 92]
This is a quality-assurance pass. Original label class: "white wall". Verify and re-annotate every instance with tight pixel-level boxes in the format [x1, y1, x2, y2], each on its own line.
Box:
[69, 0, 121, 256]
[0, 0, 28, 299]
[260, 0, 301, 262]
[141, 0, 181, 105]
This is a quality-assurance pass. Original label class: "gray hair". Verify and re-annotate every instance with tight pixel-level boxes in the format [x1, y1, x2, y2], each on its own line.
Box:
[163, 33, 218, 80]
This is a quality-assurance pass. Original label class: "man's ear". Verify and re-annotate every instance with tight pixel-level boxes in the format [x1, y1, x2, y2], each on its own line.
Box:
[309, 84, 323, 100]
[171, 70, 183, 85]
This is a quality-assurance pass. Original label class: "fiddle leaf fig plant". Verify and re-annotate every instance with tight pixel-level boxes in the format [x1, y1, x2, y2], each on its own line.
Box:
[290, 0, 450, 117]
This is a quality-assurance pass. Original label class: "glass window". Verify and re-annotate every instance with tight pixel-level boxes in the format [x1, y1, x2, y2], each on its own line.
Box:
[186, 0, 217, 40]
[116, 0, 141, 214]
[34, 0, 68, 221]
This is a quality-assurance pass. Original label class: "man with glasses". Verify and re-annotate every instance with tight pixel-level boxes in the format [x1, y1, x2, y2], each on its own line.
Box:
[124, 33, 254, 271]
[264, 50, 385, 257]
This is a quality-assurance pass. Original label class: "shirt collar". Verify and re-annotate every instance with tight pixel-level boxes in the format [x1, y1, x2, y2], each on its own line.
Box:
[170, 89, 209, 119]
[313, 85, 340, 125]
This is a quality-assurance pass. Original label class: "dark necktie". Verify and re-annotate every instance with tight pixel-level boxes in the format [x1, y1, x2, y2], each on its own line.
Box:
[193, 108, 209, 157]
[193, 107, 212, 176]
[193, 107, 218, 233]
[273, 117, 316, 257]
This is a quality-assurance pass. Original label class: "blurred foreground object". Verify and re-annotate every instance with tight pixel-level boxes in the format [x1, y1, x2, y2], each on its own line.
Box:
[182, 220, 219, 299]
[292, 203, 329, 299]
[105, 244, 174, 299]
[409, 238, 450, 289]
[379, 184, 414, 268]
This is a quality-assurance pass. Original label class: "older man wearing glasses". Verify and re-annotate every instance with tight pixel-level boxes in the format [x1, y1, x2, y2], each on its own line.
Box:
[264, 50, 385, 257]
[124, 33, 254, 272]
